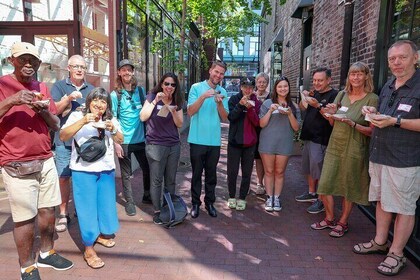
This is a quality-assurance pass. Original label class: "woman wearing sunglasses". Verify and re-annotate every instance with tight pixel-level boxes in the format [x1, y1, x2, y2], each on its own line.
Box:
[140, 73, 184, 224]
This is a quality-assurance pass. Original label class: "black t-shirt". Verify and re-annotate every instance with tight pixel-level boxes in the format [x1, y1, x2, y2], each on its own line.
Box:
[300, 88, 338, 146]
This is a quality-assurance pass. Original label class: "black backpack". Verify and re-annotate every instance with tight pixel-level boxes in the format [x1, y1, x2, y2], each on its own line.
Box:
[159, 192, 188, 228]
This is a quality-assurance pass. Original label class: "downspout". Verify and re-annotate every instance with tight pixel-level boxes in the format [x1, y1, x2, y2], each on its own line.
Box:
[339, 0, 355, 89]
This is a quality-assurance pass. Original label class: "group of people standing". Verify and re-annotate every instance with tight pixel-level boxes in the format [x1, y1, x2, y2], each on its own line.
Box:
[0, 39, 418, 279]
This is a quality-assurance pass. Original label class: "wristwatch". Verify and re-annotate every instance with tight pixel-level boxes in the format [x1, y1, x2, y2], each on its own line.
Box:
[111, 127, 118, 135]
[394, 115, 401, 128]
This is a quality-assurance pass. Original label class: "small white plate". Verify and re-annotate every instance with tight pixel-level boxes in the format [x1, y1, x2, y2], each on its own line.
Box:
[92, 122, 106, 129]
[277, 107, 289, 112]
[332, 113, 347, 119]
[32, 99, 50, 106]
[366, 114, 390, 121]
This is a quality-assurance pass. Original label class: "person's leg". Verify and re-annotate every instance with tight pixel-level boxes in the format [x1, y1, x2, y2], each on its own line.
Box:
[190, 144, 206, 206]
[260, 153, 275, 196]
[54, 145, 73, 231]
[239, 145, 256, 200]
[38, 207, 56, 253]
[163, 143, 181, 195]
[13, 218, 36, 267]
[146, 144, 169, 212]
[321, 195, 335, 221]
[96, 170, 119, 235]
[119, 144, 133, 203]
[133, 142, 151, 200]
[338, 198, 353, 225]
[255, 159, 264, 185]
[72, 171, 100, 246]
[273, 155, 289, 196]
[227, 144, 241, 198]
[203, 146, 220, 205]
[307, 175, 318, 194]
[389, 214, 415, 256]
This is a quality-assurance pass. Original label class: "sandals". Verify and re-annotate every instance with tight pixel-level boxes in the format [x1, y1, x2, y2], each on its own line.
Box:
[55, 214, 70, 233]
[311, 218, 336, 230]
[236, 199, 247, 211]
[377, 252, 407, 276]
[95, 236, 116, 248]
[84, 252, 105, 269]
[227, 198, 237, 209]
[353, 239, 388, 255]
[329, 221, 349, 238]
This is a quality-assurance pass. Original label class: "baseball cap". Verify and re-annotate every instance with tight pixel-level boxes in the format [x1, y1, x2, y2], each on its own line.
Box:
[11, 42, 40, 59]
[118, 59, 134, 70]
[240, 77, 255, 86]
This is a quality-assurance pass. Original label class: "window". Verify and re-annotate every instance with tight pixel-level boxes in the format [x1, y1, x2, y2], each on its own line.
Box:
[249, 37, 259, 56]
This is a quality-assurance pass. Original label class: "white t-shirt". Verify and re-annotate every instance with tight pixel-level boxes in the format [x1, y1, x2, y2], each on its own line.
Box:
[62, 111, 121, 172]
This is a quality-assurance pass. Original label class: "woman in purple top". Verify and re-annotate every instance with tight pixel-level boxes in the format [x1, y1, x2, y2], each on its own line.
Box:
[140, 73, 184, 224]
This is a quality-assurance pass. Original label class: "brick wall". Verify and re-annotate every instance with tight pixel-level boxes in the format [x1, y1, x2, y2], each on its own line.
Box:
[260, 0, 381, 92]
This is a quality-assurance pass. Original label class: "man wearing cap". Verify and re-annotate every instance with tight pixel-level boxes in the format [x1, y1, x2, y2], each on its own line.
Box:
[51, 54, 94, 232]
[226, 77, 261, 211]
[110, 59, 151, 216]
[0, 42, 73, 280]
[187, 61, 229, 218]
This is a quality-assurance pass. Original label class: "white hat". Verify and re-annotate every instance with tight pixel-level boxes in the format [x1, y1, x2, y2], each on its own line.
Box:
[11, 42, 40, 59]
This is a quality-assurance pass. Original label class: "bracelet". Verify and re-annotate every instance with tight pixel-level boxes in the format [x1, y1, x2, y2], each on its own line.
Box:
[151, 101, 156, 106]
[353, 122, 357, 128]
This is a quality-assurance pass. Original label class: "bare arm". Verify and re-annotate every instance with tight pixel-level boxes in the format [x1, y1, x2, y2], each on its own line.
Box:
[187, 90, 214, 116]
[0, 90, 34, 118]
[59, 113, 91, 141]
[216, 98, 228, 122]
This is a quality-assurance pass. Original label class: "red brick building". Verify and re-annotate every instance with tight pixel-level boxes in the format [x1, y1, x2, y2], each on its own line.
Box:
[259, 0, 420, 266]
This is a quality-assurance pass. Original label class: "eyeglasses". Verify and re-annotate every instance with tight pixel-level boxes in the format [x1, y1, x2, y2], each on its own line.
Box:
[69, 64, 87, 70]
[387, 91, 398, 108]
[15, 56, 40, 65]
[163, 82, 176, 87]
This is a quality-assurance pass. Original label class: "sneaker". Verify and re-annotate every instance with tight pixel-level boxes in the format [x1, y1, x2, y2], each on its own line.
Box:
[265, 197, 273, 212]
[21, 266, 40, 280]
[142, 194, 152, 204]
[255, 184, 266, 195]
[37, 250, 73, 271]
[295, 192, 318, 202]
[273, 196, 282, 211]
[307, 199, 325, 214]
[153, 213, 163, 225]
[125, 202, 136, 216]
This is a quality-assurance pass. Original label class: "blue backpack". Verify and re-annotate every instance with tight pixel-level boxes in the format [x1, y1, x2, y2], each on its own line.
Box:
[159, 192, 188, 228]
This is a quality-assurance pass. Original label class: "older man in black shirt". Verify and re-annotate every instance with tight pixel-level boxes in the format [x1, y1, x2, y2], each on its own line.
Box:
[354, 40, 420, 276]
[296, 67, 338, 214]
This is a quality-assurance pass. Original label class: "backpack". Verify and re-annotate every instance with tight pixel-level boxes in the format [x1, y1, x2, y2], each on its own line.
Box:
[116, 86, 146, 137]
[159, 192, 188, 228]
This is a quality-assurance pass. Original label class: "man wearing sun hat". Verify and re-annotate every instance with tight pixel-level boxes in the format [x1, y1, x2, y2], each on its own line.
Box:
[0, 41, 73, 280]
[51, 54, 94, 233]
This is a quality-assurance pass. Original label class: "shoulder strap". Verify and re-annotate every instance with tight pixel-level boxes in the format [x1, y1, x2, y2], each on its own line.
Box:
[137, 86, 145, 105]
[337, 91, 346, 108]
[163, 192, 176, 224]
[116, 91, 123, 119]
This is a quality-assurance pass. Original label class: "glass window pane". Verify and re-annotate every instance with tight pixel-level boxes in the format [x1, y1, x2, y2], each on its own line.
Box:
[34, 35, 68, 87]
[81, 0, 110, 90]
[0, 35, 22, 76]
[0, 1, 24, 21]
[30, 0, 74, 21]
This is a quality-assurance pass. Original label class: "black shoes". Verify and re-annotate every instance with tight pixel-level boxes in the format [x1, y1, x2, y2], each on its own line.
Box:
[191, 204, 200, 218]
[125, 202, 136, 216]
[205, 203, 217, 218]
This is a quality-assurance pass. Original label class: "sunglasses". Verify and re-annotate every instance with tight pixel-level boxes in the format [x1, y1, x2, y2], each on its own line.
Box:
[387, 91, 398, 108]
[163, 82, 176, 87]
[15, 56, 40, 65]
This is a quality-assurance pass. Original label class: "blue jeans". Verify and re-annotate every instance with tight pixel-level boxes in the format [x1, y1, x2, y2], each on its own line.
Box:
[145, 143, 181, 212]
[54, 145, 72, 177]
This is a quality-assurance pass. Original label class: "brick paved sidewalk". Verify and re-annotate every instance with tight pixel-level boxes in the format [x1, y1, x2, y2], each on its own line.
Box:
[0, 123, 418, 279]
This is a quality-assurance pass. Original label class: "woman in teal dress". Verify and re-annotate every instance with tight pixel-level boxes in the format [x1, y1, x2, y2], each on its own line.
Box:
[310, 62, 378, 237]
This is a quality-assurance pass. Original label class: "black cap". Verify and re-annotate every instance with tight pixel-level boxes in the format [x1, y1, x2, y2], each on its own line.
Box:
[118, 59, 134, 70]
[240, 77, 255, 86]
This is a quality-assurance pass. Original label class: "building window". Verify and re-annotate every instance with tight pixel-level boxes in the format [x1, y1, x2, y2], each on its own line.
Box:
[249, 36, 259, 56]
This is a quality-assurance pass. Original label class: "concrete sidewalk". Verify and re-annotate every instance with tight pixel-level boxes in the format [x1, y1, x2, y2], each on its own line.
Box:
[0, 123, 418, 279]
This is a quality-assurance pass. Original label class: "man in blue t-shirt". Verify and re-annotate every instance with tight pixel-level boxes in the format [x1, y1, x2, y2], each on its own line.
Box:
[187, 61, 229, 218]
[51, 54, 94, 232]
[110, 59, 151, 216]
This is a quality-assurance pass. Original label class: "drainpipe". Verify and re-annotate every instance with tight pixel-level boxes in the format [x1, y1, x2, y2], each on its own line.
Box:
[339, 0, 355, 89]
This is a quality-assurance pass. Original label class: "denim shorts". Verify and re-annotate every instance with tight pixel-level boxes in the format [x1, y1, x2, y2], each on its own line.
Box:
[54, 145, 72, 177]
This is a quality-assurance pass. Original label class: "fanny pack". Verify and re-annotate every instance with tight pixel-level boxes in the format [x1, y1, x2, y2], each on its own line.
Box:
[3, 159, 45, 178]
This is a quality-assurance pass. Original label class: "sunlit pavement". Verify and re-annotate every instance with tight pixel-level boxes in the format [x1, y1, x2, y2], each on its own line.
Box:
[0, 122, 418, 279]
